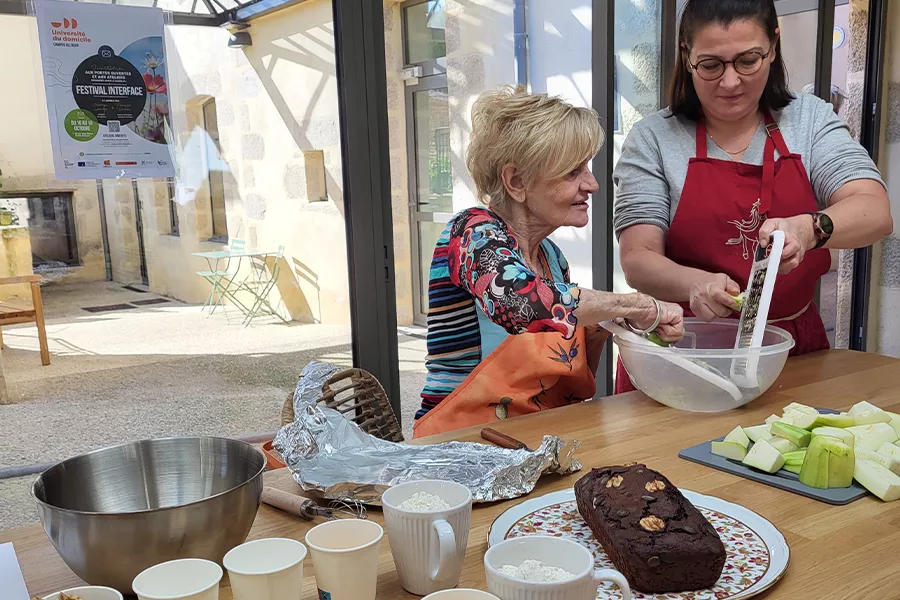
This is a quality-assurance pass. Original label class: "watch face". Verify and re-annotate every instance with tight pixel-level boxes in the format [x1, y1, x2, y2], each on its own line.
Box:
[818, 213, 834, 235]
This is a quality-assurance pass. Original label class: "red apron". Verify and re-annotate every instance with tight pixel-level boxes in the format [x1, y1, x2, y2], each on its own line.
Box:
[616, 111, 831, 394]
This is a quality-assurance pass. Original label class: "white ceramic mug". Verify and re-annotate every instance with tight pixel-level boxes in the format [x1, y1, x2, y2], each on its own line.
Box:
[484, 536, 632, 600]
[382, 479, 473, 596]
[223, 537, 308, 600]
[304, 518, 384, 600]
[423, 590, 501, 600]
[132, 558, 223, 600]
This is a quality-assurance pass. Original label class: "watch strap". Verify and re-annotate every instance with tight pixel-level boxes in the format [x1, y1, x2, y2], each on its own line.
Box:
[810, 212, 832, 249]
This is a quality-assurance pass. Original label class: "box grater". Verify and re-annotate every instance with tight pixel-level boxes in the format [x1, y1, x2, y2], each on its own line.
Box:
[731, 230, 785, 388]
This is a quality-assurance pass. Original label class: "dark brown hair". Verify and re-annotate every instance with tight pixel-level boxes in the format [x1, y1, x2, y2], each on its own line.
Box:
[668, 0, 794, 121]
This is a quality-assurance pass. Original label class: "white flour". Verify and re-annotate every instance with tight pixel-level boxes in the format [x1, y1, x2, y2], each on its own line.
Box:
[498, 559, 575, 582]
[398, 491, 451, 511]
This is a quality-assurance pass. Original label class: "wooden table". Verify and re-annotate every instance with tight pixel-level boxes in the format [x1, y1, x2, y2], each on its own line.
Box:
[5, 350, 900, 599]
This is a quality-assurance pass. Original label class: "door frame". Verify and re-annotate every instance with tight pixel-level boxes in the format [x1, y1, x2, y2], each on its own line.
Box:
[406, 74, 452, 325]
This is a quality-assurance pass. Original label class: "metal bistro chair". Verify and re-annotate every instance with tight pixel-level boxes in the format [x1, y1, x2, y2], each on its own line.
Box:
[197, 238, 246, 314]
[235, 245, 287, 327]
[281, 368, 404, 443]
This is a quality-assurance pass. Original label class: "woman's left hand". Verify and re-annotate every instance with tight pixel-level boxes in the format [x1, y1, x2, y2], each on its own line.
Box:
[758, 215, 816, 275]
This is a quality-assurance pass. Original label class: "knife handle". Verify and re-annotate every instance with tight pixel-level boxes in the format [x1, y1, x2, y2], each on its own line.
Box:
[481, 427, 528, 450]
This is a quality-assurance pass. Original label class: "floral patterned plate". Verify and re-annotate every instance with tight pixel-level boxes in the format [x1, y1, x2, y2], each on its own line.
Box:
[488, 489, 789, 600]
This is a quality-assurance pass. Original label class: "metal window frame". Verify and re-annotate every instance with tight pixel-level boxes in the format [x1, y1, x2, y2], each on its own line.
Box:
[20, 192, 81, 267]
[592, 0, 615, 396]
[332, 0, 402, 420]
[405, 75, 451, 326]
[776, 0, 848, 17]
[851, 0, 889, 351]
[612, 55, 621, 134]
[659, 0, 678, 109]
[400, 0, 447, 77]
[806, 0, 836, 318]
[812, 0, 835, 103]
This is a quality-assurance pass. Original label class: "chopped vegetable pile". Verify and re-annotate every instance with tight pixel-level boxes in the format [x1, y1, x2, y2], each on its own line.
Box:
[711, 401, 900, 501]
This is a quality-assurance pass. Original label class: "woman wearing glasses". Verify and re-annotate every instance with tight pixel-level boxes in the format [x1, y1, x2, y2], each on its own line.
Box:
[613, 0, 892, 394]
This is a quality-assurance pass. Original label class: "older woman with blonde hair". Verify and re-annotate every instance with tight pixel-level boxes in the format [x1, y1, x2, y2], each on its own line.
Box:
[413, 86, 684, 439]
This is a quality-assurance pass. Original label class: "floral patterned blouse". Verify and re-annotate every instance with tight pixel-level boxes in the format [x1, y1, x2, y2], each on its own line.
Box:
[417, 207, 581, 420]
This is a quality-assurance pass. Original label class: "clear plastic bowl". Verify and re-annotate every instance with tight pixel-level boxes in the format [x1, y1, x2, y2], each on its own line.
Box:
[615, 318, 795, 412]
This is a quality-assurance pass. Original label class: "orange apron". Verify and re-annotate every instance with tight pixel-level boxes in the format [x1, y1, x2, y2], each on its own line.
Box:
[412, 326, 598, 439]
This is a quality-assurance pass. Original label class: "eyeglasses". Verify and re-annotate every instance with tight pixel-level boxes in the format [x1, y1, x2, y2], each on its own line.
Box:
[686, 43, 775, 81]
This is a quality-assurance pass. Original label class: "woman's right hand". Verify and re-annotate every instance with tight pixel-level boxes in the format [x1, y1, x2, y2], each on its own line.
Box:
[689, 273, 741, 322]
[628, 296, 685, 342]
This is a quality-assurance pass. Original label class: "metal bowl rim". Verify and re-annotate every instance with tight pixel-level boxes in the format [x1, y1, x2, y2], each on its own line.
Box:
[31, 435, 266, 517]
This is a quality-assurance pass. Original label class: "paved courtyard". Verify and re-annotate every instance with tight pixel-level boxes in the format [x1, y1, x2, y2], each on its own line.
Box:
[0, 281, 427, 531]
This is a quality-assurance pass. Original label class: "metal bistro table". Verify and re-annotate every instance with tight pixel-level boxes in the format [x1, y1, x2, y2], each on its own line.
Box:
[192, 247, 282, 323]
[5, 350, 900, 599]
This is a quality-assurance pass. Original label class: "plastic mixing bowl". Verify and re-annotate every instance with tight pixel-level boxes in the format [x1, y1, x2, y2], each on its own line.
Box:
[614, 318, 795, 412]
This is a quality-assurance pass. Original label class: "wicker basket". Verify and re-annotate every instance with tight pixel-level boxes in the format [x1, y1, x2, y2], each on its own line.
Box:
[281, 367, 404, 443]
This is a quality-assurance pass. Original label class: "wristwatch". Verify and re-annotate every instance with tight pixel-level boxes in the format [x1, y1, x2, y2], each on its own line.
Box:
[810, 212, 833, 249]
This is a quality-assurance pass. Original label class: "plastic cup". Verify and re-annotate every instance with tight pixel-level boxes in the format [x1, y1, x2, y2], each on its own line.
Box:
[305, 518, 384, 600]
[132, 558, 223, 600]
[223, 537, 308, 600]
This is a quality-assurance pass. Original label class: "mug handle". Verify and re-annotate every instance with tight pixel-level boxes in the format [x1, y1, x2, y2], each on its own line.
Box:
[594, 568, 632, 600]
[430, 519, 456, 582]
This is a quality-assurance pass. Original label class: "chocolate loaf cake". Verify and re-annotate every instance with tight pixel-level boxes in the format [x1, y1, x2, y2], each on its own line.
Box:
[574, 464, 726, 593]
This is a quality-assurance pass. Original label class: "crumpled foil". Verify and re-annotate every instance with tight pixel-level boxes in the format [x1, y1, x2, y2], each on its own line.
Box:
[273, 360, 582, 504]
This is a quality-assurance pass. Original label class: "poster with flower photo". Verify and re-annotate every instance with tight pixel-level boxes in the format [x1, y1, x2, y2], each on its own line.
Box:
[35, 0, 175, 180]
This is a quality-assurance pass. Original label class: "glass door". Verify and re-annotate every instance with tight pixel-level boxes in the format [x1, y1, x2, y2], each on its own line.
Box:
[402, 0, 451, 325]
[407, 78, 453, 324]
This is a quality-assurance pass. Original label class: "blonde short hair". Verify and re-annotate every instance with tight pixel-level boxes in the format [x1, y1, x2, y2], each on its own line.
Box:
[466, 85, 605, 206]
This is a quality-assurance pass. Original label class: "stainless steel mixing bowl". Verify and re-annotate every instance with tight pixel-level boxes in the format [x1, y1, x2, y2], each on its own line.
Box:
[32, 436, 266, 594]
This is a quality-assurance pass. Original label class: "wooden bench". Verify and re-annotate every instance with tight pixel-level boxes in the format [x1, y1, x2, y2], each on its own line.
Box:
[0, 275, 49, 403]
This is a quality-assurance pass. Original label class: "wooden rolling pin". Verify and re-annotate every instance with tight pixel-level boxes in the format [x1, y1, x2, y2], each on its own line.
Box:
[480, 427, 532, 451]
[261, 486, 317, 519]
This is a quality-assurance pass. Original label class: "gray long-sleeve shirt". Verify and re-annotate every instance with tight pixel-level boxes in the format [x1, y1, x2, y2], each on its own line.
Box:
[613, 93, 885, 236]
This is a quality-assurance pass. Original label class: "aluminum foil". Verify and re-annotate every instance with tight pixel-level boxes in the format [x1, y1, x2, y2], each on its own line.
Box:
[273, 360, 582, 504]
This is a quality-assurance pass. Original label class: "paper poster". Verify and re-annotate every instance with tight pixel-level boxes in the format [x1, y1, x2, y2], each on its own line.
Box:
[35, 0, 175, 180]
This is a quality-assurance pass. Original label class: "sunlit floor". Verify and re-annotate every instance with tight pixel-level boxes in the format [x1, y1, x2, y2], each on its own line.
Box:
[0, 281, 427, 531]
